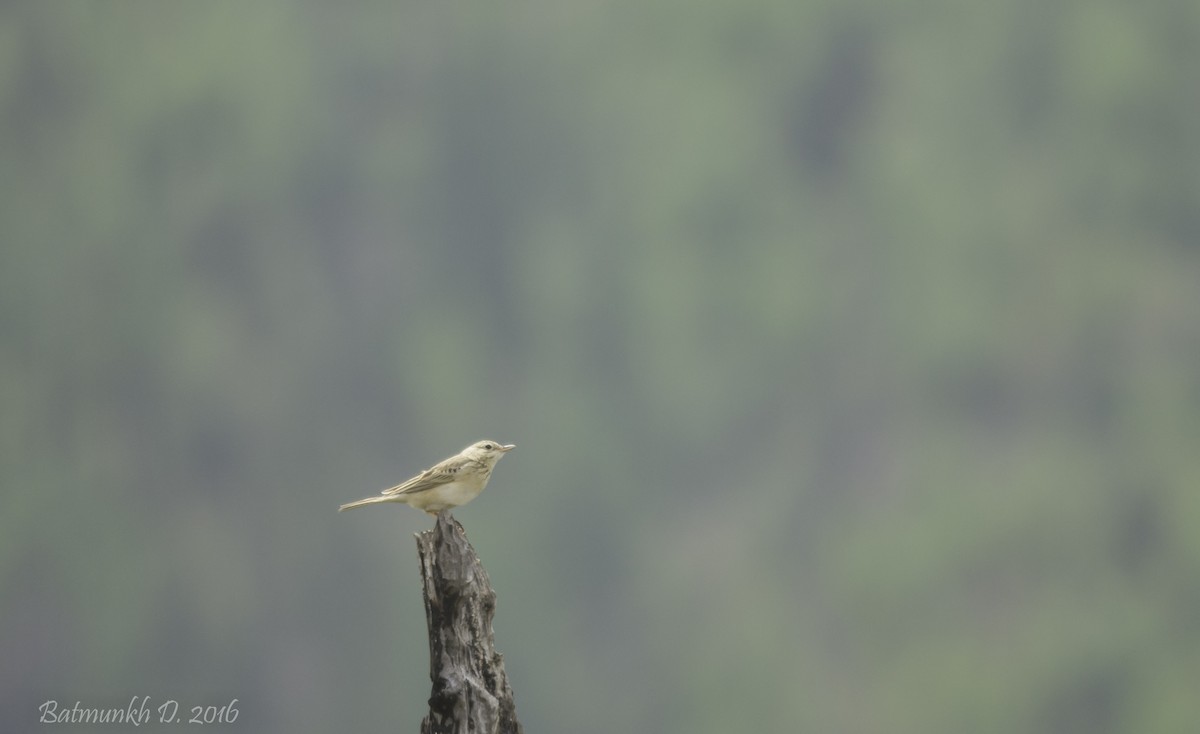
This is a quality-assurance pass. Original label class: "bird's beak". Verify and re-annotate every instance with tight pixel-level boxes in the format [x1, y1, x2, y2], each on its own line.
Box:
[500, 444, 515, 452]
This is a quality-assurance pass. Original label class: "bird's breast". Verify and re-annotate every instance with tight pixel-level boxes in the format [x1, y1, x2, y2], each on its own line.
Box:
[435, 478, 486, 503]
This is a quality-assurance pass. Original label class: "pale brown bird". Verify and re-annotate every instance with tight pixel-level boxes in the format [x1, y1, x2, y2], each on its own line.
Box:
[338, 440, 515, 515]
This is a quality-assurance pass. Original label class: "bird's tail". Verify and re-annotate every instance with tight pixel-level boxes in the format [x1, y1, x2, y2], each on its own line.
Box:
[338, 495, 404, 512]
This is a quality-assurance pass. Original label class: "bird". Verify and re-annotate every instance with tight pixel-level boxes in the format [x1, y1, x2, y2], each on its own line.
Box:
[338, 440, 515, 515]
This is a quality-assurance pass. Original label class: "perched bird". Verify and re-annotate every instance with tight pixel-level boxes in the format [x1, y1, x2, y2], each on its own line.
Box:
[338, 440, 515, 515]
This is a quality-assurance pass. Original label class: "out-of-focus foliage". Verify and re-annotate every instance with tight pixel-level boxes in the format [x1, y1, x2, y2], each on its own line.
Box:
[3, 1, 1199, 733]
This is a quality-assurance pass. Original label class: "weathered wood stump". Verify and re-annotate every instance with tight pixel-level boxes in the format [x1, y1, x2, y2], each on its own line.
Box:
[414, 513, 522, 734]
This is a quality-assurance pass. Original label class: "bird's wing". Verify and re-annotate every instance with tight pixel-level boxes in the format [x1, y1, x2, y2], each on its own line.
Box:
[381, 457, 466, 495]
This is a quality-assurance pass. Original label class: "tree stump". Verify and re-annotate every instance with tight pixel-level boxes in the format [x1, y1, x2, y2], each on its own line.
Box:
[414, 513, 523, 734]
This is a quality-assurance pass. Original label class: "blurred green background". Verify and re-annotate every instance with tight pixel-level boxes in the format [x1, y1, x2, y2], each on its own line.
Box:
[3, 2, 1199, 732]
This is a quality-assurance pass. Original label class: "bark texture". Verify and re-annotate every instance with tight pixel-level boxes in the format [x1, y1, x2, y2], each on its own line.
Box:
[415, 512, 522, 734]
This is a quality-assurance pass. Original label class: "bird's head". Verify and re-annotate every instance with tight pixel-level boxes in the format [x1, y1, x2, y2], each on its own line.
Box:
[465, 440, 515, 465]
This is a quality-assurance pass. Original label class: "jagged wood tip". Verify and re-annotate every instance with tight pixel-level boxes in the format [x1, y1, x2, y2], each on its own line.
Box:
[414, 512, 522, 734]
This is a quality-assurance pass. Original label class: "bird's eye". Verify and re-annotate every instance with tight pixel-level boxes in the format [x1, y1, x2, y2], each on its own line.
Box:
[484, 443, 495, 450]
